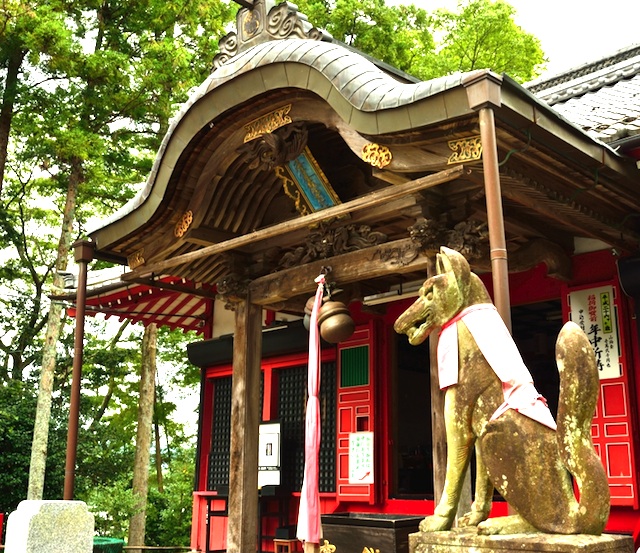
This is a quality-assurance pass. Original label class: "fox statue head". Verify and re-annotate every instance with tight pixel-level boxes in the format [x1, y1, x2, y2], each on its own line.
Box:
[394, 246, 487, 345]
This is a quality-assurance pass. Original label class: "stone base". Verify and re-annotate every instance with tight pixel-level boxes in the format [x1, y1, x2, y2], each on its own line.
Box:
[5, 500, 94, 553]
[409, 528, 634, 553]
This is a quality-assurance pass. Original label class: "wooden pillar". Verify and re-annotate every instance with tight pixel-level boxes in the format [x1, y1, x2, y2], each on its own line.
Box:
[428, 258, 446, 505]
[463, 71, 512, 331]
[227, 295, 262, 553]
[463, 70, 515, 516]
[64, 240, 94, 500]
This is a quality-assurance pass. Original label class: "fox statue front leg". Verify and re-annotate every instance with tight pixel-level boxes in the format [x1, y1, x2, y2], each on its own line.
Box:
[457, 441, 492, 528]
[420, 386, 476, 532]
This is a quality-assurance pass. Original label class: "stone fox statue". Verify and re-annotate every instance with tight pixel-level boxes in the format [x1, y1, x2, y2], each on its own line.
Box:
[394, 246, 609, 535]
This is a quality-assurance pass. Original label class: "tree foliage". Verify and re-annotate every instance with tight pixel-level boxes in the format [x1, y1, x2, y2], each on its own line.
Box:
[296, 0, 436, 75]
[0, 0, 232, 538]
[426, 0, 545, 82]
[295, 0, 545, 82]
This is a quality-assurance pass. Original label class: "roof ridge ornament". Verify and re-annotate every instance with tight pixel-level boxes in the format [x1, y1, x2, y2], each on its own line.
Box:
[214, 0, 332, 68]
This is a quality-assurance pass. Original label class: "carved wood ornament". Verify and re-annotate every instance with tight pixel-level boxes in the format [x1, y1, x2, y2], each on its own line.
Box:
[213, 0, 331, 68]
[238, 120, 308, 170]
[408, 217, 489, 260]
[278, 221, 388, 269]
[216, 274, 251, 310]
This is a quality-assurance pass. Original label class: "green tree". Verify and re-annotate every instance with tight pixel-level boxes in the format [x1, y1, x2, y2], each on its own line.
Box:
[0, 376, 71, 512]
[294, 0, 544, 82]
[425, 0, 545, 82]
[0, 1, 226, 543]
[296, 0, 436, 75]
[0, 2, 76, 195]
[145, 446, 198, 547]
[0, 0, 233, 500]
[129, 323, 158, 553]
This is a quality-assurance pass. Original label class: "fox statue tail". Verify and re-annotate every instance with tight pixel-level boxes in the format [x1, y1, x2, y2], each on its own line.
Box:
[555, 321, 610, 534]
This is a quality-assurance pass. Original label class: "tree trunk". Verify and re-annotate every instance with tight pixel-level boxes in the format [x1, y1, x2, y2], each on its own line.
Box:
[27, 299, 65, 499]
[27, 158, 82, 499]
[0, 48, 25, 196]
[89, 320, 131, 430]
[128, 323, 158, 553]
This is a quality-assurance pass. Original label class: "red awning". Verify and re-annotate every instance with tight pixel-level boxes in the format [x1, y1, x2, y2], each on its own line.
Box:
[64, 275, 215, 335]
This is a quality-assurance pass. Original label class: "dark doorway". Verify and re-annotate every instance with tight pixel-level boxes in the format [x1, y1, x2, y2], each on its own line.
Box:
[511, 300, 564, 418]
[391, 333, 433, 498]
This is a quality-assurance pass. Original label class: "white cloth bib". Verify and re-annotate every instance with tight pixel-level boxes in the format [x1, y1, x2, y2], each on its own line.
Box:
[437, 303, 557, 430]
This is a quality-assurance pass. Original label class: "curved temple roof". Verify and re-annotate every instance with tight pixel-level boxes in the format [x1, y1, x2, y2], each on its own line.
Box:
[83, 10, 640, 331]
[90, 38, 482, 246]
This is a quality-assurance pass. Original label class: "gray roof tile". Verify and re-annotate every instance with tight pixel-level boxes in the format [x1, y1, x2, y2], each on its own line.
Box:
[206, 39, 473, 113]
[529, 44, 640, 144]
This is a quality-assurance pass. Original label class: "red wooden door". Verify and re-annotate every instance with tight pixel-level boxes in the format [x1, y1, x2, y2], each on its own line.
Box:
[335, 323, 377, 504]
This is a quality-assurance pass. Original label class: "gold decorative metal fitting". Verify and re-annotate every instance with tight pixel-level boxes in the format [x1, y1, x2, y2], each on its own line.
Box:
[276, 166, 310, 216]
[242, 9, 261, 38]
[174, 210, 193, 238]
[244, 104, 292, 142]
[127, 249, 145, 270]
[320, 540, 336, 553]
[362, 143, 392, 168]
[447, 135, 482, 164]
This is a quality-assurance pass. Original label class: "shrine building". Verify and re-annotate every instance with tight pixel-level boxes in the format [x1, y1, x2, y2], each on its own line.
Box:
[64, 3, 640, 551]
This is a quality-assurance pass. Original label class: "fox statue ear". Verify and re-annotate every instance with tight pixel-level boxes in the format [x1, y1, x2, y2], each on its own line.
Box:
[436, 246, 471, 294]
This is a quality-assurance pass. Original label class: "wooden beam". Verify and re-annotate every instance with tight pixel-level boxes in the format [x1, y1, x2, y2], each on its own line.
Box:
[185, 227, 240, 247]
[122, 165, 467, 281]
[227, 297, 262, 553]
[249, 237, 432, 305]
[189, 195, 422, 258]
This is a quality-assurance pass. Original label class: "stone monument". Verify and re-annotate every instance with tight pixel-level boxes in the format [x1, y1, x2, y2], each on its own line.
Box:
[394, 247, 633, 553]
[5, 500, 94, 553]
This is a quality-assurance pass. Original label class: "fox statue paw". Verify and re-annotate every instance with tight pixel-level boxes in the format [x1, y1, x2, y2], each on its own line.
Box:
[457, 509, 490, 528]
[477, 514, 537, 535]
[419, 515, 453, 532]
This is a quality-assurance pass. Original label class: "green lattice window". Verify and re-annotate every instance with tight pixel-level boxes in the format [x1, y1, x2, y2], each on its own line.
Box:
[340, 345, 369, 387]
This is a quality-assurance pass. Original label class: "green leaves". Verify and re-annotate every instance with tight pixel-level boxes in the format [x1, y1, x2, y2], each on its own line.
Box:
[0, 0, 232, 525]
[424, 0, 545, 82]
[294, 0, 544, 82]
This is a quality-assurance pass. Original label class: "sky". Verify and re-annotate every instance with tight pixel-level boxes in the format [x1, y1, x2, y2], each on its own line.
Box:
[410, 0, 640, 78]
